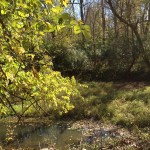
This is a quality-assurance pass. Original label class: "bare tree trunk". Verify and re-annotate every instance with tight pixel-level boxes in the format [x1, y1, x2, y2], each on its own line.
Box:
[84, 5, 90, 23]
[106, 0, 150, 69]
[114, 15, 118, 38]
[101, 0, 106, 44]
[71, 0, 76, 16]
[80, 0, 84, 22]
[148, 2, 150, 21]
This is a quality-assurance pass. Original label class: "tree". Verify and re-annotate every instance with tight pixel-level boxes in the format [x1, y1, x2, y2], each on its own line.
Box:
[106, 0, 150, 70]
[29, 0, 150, 81]
[0, 0, 88, 121]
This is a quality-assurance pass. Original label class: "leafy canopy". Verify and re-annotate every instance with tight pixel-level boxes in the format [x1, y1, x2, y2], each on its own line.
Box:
[0, 0, 87, 119]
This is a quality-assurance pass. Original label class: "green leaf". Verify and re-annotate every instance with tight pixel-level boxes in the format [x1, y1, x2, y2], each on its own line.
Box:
[46, 22, 56, 32]
[45, 0, 52, 4]
[61, 13, 70, 20]
[18, 11, 29, 17]
[52, 6, 63, 14]
[73, 25, 81, 34]
[82, 30, 91, 39]
[1, 10, 7, 14]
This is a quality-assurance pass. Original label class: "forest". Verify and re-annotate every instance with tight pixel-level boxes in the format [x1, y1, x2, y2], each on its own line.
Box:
[0, 0, 150, 149]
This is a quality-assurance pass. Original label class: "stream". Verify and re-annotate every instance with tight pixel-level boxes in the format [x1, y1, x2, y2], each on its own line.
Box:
[0, 121, 84, 149]
[0, 120, 148, 149]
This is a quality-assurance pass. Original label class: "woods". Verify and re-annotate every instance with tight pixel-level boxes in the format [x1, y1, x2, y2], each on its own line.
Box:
[0, 0, 150, 149]
[51, 0, 150, 81]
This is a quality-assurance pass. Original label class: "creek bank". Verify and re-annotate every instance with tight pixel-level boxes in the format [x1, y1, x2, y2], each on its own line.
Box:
[0, 118, 149, 149]
[69, 120, 150, 149]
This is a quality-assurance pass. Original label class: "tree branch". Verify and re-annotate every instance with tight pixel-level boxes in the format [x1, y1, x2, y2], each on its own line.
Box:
[106, 0, 137, 28]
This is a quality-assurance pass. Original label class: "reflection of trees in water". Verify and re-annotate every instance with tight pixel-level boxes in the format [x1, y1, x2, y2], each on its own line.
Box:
[1, 122, 82, 149]
[2, 123, 47, 146]
[56, 123, 68, 134]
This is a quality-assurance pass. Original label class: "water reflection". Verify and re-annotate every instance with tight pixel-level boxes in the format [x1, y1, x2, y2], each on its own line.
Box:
[0, 121, 118, 149]
[0, 122, 83, 149]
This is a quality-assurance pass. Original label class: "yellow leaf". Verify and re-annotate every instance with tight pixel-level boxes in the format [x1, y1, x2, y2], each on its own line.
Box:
[6, 55, 13, 62]
[13, 47, 25, 55]
[45, 0, 52, 4]
[63, 0, 69, 7]
[6, 72, 14, 80]
[18, 47, 25, 54]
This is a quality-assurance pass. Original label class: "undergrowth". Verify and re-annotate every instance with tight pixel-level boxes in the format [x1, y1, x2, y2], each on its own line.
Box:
[70, 82, 150, 128]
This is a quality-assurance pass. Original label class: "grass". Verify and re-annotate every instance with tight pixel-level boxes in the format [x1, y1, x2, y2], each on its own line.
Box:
[70, 82, 150, 128]
[1, 81, 150, 128]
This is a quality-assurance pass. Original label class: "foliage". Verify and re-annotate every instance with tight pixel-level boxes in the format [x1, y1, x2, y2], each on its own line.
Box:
[108, 99, 150, 127]
[47, 0, 150, 81]
[44, 37, 91, 76]
[0, 0, 89, 119]
[68, 82, 150, 127]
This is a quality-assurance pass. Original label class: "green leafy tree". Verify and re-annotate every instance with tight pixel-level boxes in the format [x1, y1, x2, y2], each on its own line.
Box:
[0, 0, 87, 121]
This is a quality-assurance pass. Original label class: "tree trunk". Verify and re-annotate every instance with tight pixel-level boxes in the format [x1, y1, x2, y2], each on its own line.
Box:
[106, 0, 150, 70]
[114, 15, 118, 38]
[80, 0, 84, 22]
[101, 0, 106, 44]
[148, 2, 150, 21]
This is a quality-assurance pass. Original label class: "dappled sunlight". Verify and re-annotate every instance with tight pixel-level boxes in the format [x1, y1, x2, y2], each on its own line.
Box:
[70, 82, 150, 127]
[0, 0, 150, 149]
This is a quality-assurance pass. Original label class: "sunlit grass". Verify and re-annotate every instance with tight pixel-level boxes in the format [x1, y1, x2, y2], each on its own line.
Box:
[1, 82, 150, 128]
[71, 82, 150, 127]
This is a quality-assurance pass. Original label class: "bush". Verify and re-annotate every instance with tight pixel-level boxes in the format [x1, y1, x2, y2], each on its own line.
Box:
[107, 99, 150, 127]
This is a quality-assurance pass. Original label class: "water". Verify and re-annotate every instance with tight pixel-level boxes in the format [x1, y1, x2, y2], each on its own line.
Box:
[0, 122, 83, 149]
[0, 121, 119, 149]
